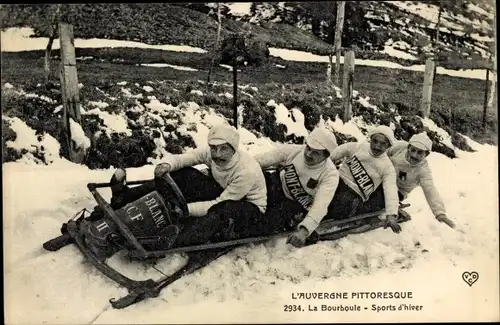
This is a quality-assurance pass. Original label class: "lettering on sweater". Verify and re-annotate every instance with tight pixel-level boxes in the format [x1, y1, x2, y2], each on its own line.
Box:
[345, 156, 375, 200]
[283, 164, 314, 210]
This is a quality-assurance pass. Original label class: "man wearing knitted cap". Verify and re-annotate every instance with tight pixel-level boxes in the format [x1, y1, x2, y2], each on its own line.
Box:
[382, 132, 455, 228]
[150, 123, 268, 245]
[254, 127, 340, 248]
[325, 125, 402, 233]
[99, 124, 267, 245]
[44, 123, 267, 251]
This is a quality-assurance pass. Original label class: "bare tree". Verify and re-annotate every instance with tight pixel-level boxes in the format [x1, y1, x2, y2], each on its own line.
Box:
[487, 24, 496, 111]
[207, 3, 222, 84]
[435, 1, 442, 49]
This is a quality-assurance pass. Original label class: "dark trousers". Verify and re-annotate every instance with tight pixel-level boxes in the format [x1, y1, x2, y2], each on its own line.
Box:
[109, 166, 224, 208]
[355, 186, 405, 215]
[262, 171, 306, 234]
[172, 167, 265, 245]
[325, 178, 364, 220]
[106, 167, 264, 246]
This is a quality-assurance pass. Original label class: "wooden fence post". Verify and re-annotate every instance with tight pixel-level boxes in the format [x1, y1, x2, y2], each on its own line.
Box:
[59, 22, 84, 163]
[342, 50, 355, 121]
[482, 68, 490, 128]
[419, 58, 435, 118]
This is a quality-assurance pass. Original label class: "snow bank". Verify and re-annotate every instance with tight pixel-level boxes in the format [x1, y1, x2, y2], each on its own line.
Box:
[3, 116, 61, 164]
[69, 118, 91, 150]
[383, 1, 493, 33]
[382, 40, 419, 61]
[466, 3, 495, 19]
[269, 48, 491, 80]
[1, 27, 207, 53]
[268, 100, 309, 138]
[322, 115, 367, 142]
[225, 2, 252, 16]
[139, 63, 199, 71]
[83, 107, 132, 137]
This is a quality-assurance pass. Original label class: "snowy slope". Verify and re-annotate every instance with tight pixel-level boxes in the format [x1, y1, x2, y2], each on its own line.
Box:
[3, 103, 499, 323]
[2, 22, 499, 323]
[194, 1, 495, 61]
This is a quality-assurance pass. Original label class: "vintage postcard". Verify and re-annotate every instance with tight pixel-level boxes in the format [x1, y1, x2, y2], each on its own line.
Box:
[2, 1, 498, 324]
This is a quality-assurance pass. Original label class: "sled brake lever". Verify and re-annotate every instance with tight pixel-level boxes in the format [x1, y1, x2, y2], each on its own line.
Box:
[87, 180, 153, 190]
[87, 183, 149, 258]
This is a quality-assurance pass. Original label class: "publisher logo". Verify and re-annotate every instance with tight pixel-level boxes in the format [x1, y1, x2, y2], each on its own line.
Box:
[462, 271, 479, 287]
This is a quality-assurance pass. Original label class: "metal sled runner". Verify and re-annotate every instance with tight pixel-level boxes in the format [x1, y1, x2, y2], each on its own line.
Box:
[43, 176, 412, 309]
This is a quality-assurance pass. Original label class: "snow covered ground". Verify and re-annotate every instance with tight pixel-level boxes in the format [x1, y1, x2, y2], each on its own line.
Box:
[268, 48, 492, 80]
[1, 27, 207, 53]
[1, 27, 492, 80]
[383, 1, 494, 33]
[2, 24, 499, 323]
[3, 96, 499, 323]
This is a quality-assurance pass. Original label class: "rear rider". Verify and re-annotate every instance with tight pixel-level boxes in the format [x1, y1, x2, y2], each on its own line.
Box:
[386, 132, 455, 228]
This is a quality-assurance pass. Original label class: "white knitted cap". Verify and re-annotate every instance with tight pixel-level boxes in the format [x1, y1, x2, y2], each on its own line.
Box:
[409, 132, 432, 151]
[207, 123, 240, 150]
[369, 125, 396, 146]
[305, 127, 338, 155]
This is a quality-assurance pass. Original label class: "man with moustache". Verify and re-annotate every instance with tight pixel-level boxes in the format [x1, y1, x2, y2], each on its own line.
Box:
[45, 123, 267, 252]
[360, 132, 455, 228]
[151, 123, 268, 245]
[80, 123, 267, 248]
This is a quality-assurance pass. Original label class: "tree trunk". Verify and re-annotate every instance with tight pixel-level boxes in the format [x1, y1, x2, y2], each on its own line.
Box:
[207, 3, 222, 84]
[435, 3, 442, 48]
[334, 1, 346, 85]
[44, 5, 61, 83]
[488, 15, 497, 111]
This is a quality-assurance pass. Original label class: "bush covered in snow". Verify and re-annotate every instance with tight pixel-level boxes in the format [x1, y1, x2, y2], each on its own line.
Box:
[2, 78, 476, 168]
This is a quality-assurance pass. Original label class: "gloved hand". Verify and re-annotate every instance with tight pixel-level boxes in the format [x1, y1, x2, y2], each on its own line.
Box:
[154, 163, 171, 178]
[287, 227, 309, 248]
[436, 214, 455, 228]
[384, 214, 402, 233]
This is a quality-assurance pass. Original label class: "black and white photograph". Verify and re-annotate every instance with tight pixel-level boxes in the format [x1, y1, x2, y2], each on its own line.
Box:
[2, 1, 498, 323]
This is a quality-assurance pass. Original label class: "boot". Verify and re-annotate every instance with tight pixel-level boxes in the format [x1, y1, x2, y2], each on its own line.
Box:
[43, 233, 73, 251]
[110, 168, 128, 207]
[110, 168, 127, 195]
